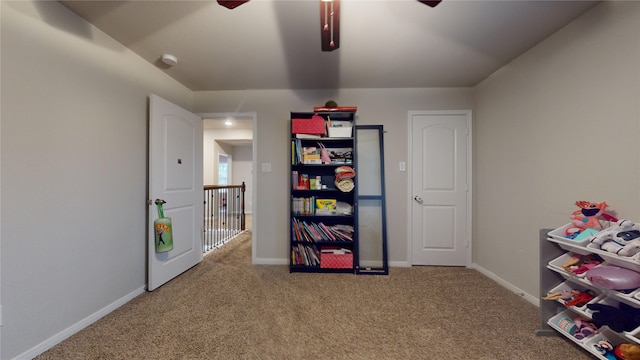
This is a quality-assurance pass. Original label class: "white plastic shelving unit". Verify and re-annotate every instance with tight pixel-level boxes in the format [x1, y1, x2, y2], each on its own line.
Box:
[538, 225, 640, 359]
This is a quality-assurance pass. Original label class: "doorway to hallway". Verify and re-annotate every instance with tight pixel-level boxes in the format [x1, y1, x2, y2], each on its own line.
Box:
[201, 112, 256, 255]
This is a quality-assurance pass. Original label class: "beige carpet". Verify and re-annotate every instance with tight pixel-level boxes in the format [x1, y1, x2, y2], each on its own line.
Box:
[36, 232, 591, 360]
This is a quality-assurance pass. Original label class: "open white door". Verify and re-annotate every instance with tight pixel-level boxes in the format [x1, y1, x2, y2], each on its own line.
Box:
[148, 94, 203, 291]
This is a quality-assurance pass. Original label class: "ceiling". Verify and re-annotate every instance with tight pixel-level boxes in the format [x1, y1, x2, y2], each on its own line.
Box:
[201, 114, 253, 146]
[60, 0, 600, 92]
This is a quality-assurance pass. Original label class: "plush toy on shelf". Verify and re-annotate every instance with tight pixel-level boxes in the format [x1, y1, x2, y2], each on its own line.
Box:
[566, 200, 617, 239]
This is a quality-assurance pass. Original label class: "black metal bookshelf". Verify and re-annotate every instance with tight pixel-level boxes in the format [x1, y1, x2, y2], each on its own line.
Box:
[289, 111, 357, 273]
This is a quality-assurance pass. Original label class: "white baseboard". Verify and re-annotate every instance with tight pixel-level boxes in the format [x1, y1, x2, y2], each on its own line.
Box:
[253, 257, 288, 265]
[469, 263, 539, 307]
[389, 261, 410, 267]
[14, 286, 146, 360]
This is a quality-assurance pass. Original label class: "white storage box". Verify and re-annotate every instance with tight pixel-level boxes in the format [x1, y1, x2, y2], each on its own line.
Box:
[328, 125, 352, 138]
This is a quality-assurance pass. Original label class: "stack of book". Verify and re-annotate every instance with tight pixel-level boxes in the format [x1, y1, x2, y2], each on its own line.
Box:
[291, 196, 315, 215]
[291, 244, 320, 266]
[302, 147, 322, 164]
[291, 218, 354, 242]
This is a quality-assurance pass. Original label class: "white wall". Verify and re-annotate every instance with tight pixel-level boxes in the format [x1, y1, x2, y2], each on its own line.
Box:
[202, 126, 253, 185]
[193, 88, 474, 264]
[474, 1, 640, 298]
[232, 145, 254, 214]
[1, 2, 193, 358]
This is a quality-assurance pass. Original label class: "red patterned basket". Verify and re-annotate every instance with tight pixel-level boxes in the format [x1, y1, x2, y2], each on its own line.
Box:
[320, 248, 353, 269]
[292, 115, 326, 135]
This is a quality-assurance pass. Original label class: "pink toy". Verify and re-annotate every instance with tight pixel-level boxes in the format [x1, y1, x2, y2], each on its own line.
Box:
[570, 200, 613, 230]
[573, 318, 598, 340]
[585, 265, 640, 290]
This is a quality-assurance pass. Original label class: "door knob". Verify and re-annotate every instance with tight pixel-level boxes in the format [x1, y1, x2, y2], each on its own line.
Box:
[414, 196, 423, 203]
[155, 199, 166, 205]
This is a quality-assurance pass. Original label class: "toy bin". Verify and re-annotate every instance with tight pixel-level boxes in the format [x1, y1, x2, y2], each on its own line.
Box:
[548, 310, 597, 344]
[586, 242, 640, 273]
[600, 284, 640, 301]
[547, 223, 601, 254]
[546, 281, 601, 318]
[548, 252, 603, 279]
[622, 324, 640, 345]
[583, 327, 627, 359]
[583, 297, 620, 319]
[328, 126, 353, 138]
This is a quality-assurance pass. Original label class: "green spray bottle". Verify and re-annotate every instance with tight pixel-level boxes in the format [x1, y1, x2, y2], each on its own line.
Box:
[154, 199, 173, 253]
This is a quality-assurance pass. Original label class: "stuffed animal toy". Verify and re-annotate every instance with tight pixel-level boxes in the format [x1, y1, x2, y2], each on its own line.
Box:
[591, 219, 640, 257]
[570, 200, 613, 231]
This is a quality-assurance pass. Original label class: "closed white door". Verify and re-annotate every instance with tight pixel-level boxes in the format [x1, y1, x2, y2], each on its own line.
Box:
[148, 94, 203, 291]
[410, 111, 470, 266]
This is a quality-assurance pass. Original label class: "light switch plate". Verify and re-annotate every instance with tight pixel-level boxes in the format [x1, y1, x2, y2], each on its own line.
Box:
[399, 161, 406, 172]
[261, 163, 272, 172]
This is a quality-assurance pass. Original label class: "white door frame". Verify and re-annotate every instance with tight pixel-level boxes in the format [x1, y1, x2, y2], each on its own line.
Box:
[198, 112, 257, 262]
[407, 110, 472, 266]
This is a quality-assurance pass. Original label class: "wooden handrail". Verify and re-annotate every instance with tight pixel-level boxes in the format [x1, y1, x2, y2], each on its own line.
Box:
[204, 184, 244, 190]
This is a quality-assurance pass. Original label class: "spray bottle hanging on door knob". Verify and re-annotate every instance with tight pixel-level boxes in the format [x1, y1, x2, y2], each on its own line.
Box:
[154, 199, 173, 253]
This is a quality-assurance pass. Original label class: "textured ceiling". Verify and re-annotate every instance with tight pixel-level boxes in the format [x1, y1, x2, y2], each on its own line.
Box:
[60, 0, 600, 91]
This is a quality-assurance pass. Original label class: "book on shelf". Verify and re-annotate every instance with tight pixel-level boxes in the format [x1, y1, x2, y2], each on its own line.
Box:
[291, 196, 315, 215]
[300, 174, 309, 189]
[302, 146, 322, 164]
[295, 133, 323, 139]
[292, 170, 298, 189]
[313, 106, 358, 112]
[291, 218, 354, 242]
[292, 172, 325, 190]
[292, 139, 302, 164]
[291, 244, 320, 266]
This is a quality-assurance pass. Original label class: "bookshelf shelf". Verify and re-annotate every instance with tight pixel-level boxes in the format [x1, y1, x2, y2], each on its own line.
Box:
[290, 110, 358, 273]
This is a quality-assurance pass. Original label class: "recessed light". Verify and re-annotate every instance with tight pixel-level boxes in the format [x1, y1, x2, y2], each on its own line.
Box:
[224, 120, 233, 126]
